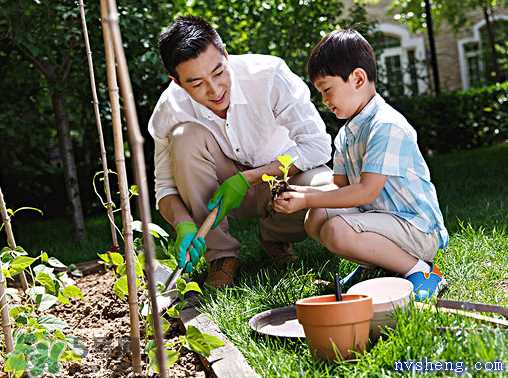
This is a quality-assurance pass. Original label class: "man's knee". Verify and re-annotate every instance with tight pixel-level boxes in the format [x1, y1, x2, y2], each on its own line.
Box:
[289, 165, 333, 187]
[304, 208, 328, 241]
[171, 122, 213, 158]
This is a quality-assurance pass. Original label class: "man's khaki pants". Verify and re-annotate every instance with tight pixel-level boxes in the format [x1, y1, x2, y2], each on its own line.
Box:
[170, 123, 332, 262]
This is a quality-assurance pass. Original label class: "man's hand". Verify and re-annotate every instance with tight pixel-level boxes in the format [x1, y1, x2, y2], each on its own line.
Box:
[273, 191, 307, 214]
[207, 172, 251, 228]
[175, 221, 207, 273]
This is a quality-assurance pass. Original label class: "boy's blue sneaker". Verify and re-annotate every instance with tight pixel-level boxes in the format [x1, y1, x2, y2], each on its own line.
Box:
[406, 263, 447, 301]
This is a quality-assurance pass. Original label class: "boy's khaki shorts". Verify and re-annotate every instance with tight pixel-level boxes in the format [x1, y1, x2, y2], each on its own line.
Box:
[324, 208, 439, 262]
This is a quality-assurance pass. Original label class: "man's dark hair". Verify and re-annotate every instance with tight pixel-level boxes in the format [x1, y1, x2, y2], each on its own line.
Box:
[159, 16, 225, 80]
[307, 29, 376, 83]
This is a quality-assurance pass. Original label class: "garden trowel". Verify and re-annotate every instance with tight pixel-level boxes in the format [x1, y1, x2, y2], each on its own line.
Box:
[164, 207, 218, 295]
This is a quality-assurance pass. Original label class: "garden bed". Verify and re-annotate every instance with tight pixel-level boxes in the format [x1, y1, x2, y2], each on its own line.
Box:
[48, 269, 206, 377]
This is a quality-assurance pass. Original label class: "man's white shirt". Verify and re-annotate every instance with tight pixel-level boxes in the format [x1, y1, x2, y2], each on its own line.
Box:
[148, 54, 332, 207]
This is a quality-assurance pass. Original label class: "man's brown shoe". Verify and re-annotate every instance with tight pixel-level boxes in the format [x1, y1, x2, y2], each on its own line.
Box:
[206, 257, 240, 288]
[261, 240, 298, 265]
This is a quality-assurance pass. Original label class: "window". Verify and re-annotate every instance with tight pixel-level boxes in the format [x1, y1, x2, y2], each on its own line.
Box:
[458, 16, 508, 89]
[376, 23, 427, 98]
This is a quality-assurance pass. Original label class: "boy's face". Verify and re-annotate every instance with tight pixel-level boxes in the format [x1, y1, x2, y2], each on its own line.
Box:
[172, 44, 232, 118]
[314, 72, 364, 120]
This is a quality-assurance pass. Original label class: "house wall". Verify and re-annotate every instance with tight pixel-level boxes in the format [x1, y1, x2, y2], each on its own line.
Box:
[342, 0, 508, 91]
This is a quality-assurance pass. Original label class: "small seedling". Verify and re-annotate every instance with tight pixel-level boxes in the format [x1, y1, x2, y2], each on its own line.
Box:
[262, 154, 297, 200]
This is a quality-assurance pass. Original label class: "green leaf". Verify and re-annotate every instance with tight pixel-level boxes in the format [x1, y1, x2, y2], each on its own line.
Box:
[62, 285, 83, 299]
[47, 256, 66, 268]
[276, 154, 296, 168]
[5, 353, 27, 374]
[131, 220, 169, 239]
[35, 272, 56, 294]
[109, 252, 124, 266]
[40, 252, 49, 263]
[262, 173, 276, 182]
[176, 277, 187, 295]
[159, 258, 177, 271]
[185, 326, 224, 357]
[9, 256, 36, 275]
[182, 281, 203, 295]
[97, 252, 112, 265]
[129, 184, 139, 196]
[36, 293, 58, 311]
[57, 291, 71, 305]
[38, 315, 68, 332]
[113, 276, 128, 300]
[50, 341, 66, 361]
[166, 349, 179, 367]
[27, 286, 46, 301]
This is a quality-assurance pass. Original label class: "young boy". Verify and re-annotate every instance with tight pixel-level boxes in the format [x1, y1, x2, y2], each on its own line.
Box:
[273, 29, 449, 301]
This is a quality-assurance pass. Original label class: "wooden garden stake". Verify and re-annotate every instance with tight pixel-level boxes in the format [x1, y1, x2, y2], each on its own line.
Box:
[78, 0, 119, 251]
[99, 0, 141, 373]
[0, 187, 15, 352]
[104, 0, 167, 376]
[0, 187, 28, 291]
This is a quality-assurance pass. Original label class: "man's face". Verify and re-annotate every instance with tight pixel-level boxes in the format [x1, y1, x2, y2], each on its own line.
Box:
[314, 73, 363, 120]
[173, 44, 231, 118]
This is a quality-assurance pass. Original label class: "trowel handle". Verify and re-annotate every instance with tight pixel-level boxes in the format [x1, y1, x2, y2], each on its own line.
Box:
[184, 206, 218, 259]
[196, 207, 219, 239]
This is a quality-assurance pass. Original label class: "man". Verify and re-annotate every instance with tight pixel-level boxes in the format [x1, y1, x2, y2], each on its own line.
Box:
[148, 16, 332, 288]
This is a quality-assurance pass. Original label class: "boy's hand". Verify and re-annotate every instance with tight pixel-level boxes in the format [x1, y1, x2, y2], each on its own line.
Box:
[273, 191, 307, 214]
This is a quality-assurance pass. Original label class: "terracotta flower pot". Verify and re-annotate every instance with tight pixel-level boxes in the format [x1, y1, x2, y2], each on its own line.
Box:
[296, 294, 373, 360]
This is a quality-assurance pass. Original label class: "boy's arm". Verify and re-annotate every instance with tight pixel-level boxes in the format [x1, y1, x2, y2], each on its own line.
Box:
[304, 172, 386, 208]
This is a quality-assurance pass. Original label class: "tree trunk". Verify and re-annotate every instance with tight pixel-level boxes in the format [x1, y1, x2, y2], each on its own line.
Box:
[51, 90, 86, 241]
[482, 5, 502, 82]
[424, 0, 441, 95]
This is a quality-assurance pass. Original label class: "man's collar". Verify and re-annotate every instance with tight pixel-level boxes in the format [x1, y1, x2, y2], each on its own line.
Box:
[346, 93, 383, 135]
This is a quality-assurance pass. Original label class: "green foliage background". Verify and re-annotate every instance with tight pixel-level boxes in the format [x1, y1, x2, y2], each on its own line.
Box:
[0, 0, 376, 216]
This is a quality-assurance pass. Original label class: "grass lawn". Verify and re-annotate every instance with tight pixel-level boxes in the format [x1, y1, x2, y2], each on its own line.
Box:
[7, 143, 508, 377]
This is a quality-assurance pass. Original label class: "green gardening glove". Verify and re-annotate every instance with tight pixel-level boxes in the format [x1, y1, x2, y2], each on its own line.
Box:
[207, 172, 251, 229]
[175, 221, 207, 273]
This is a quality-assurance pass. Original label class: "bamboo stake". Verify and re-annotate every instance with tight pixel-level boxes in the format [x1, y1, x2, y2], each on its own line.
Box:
[78, 0, 118, 251]
[105, 1, 167, 375]
[99, 0, 141, 373]
[0, 258, 13, 353]
[0, 187, 15, 352]
[0, 188, 28, 291]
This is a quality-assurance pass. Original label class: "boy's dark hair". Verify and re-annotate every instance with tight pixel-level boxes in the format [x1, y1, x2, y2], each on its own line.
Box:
[159, 16, 225, 80]
[307, 29, 376, 83]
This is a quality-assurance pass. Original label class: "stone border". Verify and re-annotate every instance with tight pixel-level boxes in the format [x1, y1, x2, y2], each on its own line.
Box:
[179, 298, 260, 378]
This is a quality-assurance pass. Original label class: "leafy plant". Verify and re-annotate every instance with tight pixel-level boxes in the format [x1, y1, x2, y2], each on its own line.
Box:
[145, 277, 224, 374]
[262, 154, 297, 199]
[99, 221, 224, 374]
[1, 248, 84, 377]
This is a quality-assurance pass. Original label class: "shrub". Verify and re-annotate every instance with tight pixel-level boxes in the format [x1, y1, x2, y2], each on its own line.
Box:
[320, 82, 508, 156]
[389, 82, 508, 155]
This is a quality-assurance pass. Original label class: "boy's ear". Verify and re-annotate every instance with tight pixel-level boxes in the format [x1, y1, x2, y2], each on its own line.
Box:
[351, 68, 367, 89]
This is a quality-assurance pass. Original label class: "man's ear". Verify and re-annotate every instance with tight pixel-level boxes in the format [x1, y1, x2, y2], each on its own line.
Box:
[351, 68, 367, 89]
[224, 48, 229, 59]
[169, 74, 181, 86]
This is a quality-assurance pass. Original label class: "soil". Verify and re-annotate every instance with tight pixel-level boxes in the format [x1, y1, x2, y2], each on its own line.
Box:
[44, 270, 206, 377]
[271, 181, 288, 200]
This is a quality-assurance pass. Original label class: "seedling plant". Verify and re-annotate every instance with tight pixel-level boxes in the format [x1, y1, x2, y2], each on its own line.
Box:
[262, 154, 297, 200]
